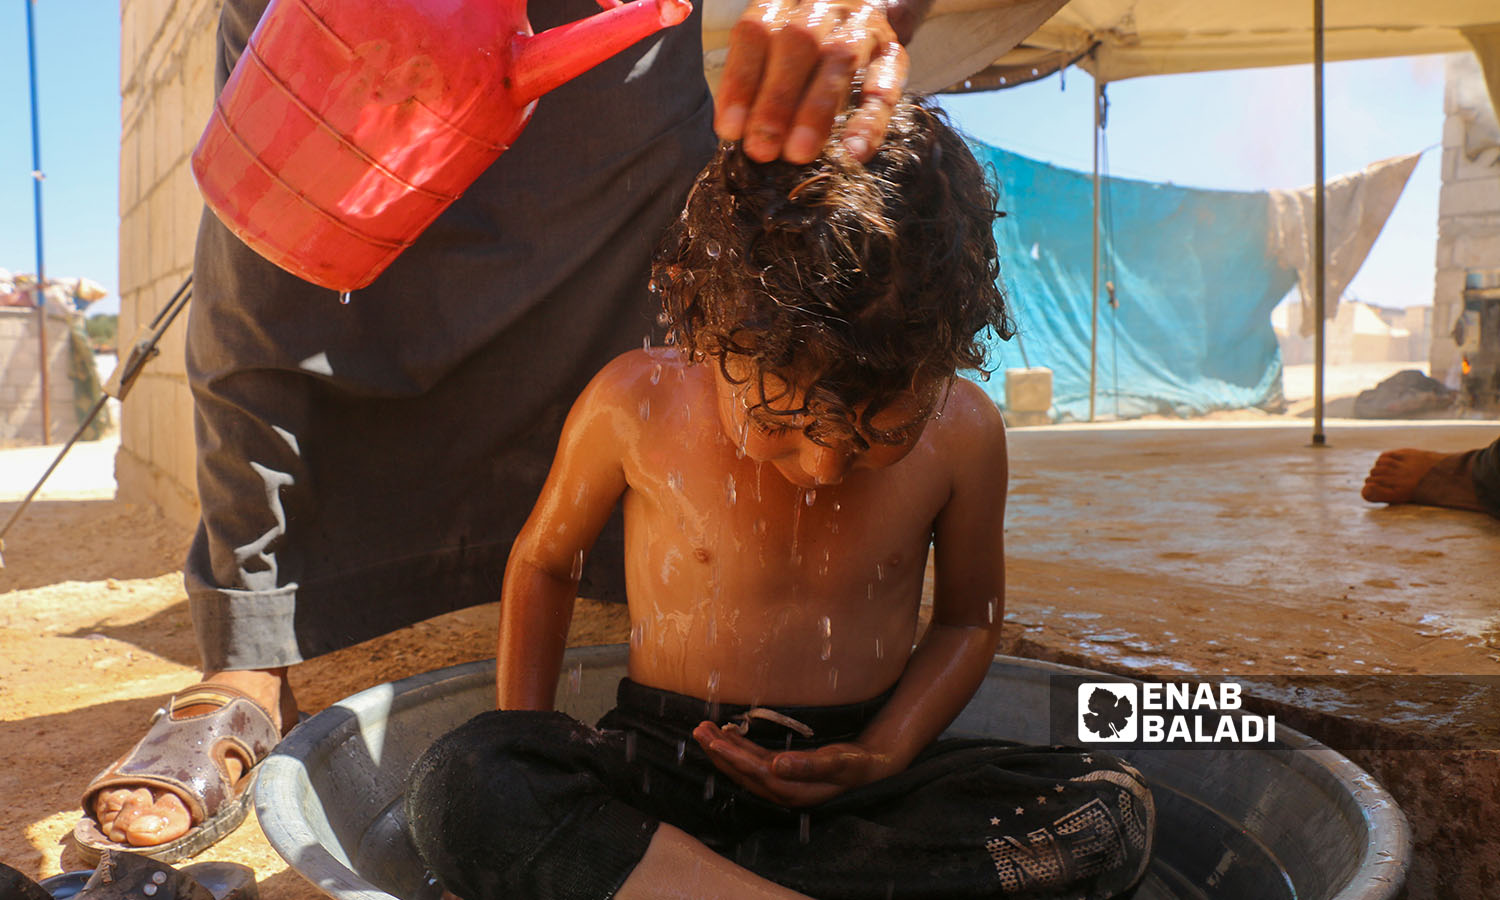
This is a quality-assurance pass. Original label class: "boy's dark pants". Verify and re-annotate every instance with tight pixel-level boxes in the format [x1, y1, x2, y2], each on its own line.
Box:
[406, 680, 1154, 900]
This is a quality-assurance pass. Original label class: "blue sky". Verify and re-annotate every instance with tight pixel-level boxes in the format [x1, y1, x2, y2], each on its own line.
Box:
[0, 4, 1447, 317]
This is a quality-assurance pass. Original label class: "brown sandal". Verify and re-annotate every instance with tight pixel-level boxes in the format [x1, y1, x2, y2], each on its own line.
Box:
[3, 849, 257, 900]
[73, 684, 281, 864]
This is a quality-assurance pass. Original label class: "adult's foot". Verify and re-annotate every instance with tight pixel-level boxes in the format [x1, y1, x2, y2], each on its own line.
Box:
[1360, 448, 1487, 513]
[90, 667, 299, 848]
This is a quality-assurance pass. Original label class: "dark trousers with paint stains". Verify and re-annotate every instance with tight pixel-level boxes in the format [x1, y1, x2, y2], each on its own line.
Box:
[406, 679, 1155, 900]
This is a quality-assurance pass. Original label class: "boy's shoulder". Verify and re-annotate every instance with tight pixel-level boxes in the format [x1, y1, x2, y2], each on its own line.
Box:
[928, 378, 1007, 453]
[582, 347, 700, 406]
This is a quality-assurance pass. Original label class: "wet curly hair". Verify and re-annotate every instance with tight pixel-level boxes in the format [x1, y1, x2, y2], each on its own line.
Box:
[652, 95, 1013, 449]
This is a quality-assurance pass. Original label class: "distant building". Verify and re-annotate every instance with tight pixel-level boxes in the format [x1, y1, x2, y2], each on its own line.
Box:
[1432, 53, 1500, 387]
[1273, 298, 1431, 367]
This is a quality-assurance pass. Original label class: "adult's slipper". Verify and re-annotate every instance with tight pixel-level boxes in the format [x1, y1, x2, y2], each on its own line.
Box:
[73, 683, 282, 864]
[3, 849, 258, 900]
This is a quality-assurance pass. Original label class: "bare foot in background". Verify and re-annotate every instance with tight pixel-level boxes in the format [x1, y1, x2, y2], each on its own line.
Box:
[1361, 448, 1488, 513]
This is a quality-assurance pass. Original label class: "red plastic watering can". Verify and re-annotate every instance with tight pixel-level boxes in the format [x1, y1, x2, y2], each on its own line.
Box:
[191, 0, 693, 293]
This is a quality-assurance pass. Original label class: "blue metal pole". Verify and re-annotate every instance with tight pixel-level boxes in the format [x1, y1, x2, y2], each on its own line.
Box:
[24, 0, 51, 443]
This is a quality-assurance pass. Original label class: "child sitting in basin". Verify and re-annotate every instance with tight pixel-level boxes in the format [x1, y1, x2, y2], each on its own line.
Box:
[406, 96, 1154, 900]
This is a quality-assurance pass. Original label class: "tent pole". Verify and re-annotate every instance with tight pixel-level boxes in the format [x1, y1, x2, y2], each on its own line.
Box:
[1311, 0, 1327, 446]
[25, 0, 51, 445]
[1089, 76, 1102, 423]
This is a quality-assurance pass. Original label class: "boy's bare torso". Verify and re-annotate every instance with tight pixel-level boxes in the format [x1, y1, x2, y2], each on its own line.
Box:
[603, 348, 979, 707]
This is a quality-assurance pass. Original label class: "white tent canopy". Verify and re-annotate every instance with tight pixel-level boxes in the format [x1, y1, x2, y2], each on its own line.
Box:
[703, 1, 1499, 115]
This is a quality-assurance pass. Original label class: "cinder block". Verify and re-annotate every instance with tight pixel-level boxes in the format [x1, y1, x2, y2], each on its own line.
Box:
[1004, 367, 1053, 414]
[1002, 410, 1050, 428]
[1453, 231, 1500, 270]
[170, 166, 202, 269]
[1453, 147, 1500, 182]
[157, 76, 186, 181]
[148, 186, 172, 278]
[1439, 177, 1500, 217]
[121, 0, 143, 94]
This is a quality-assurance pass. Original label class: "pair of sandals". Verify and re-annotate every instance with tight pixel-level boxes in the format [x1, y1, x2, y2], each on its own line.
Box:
[73, 683, 284, 864]
[0, 850, 255, 900]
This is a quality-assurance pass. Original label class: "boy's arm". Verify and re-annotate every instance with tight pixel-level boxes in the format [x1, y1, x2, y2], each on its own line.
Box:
[496, 358, 633, 711]
[695, 383, 1007, 805]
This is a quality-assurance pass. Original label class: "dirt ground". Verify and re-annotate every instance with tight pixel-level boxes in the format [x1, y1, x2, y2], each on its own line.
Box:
[0, 497, 632, 898]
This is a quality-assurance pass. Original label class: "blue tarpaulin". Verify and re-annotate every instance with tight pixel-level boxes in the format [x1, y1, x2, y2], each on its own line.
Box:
[963, 142, 1298, 420]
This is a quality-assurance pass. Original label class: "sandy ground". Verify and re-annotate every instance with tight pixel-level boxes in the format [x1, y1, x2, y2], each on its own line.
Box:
[0, 442, 629, 898]
[1, 389, 1497, 896]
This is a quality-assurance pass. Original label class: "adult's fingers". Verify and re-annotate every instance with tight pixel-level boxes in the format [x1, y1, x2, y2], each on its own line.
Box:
[715, 0, 791, 142]
[780, 7, 890, 162]
[840, 39, 907, 162]
[738, 1, 838, 162]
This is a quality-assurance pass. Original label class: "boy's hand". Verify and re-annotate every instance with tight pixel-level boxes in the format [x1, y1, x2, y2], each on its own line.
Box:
[715, 0, 916, 165]
[693, 720, 896, 807]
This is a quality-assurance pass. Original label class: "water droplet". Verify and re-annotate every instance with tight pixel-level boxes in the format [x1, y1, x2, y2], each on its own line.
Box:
[631, 621, 645, 647]
[819, 616, 831, 638]
[799, 813, 811, 844]
[707, 669, 721, 697]
[819, 615, 833, 660]
[725, 474, 737, 505]
[753, 518, 767, 535]
[639, 398, 651, 421]
[875, 563, 885, 581]
[568, 661, 583, 694]
[643, 335, 651, 351]
[570, 550, 584, 581]
[987, 598, 997, 624]
[667, 471, 684, 491]
[338, 290, 352, 305]
[827, 667, 838, 690]
[676, 740, 687, 764]
[867, 583, 875, 602]
[650, 364, 662, 385]
[874, 638, 884, 659]
[805, 489, 817, 506]
[706, 239, 722, 259]
[832, 501, 841, 512]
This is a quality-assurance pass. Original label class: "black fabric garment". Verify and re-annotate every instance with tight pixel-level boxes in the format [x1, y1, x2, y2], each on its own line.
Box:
[406, 679, 1155, 900]
[184, 0, 716, 669]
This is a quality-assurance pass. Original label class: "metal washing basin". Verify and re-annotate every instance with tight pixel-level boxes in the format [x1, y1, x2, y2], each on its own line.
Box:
[256, 648, 1410, 899]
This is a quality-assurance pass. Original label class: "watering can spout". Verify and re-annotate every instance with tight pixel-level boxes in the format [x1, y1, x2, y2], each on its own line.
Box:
[510, 0, 692, 106]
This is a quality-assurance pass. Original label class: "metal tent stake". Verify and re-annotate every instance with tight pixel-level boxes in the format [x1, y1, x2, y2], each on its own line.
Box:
[1312, 0, 1328, 447]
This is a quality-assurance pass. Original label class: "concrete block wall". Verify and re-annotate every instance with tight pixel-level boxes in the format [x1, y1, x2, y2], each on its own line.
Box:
[116, 0, 219, 529]
[0, 307, 79, 444]
[1432, 52, 1500, 385]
